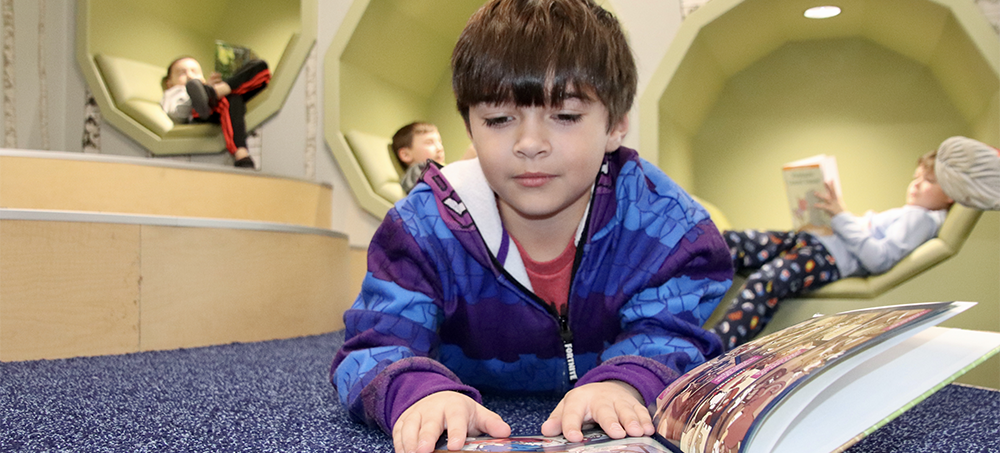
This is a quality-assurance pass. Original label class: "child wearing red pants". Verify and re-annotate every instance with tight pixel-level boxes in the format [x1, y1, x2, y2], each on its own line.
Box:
[160, 57, 270, 168]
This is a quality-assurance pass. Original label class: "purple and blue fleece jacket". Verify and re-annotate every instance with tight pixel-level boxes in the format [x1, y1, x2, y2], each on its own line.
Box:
[331, 147, 733, 433]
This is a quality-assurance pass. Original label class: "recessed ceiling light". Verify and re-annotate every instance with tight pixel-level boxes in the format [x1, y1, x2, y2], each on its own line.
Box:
[804, 6, 841, 19]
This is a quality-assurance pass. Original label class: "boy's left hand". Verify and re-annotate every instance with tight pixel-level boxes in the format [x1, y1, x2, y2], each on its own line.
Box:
[813, 180, 847, 216]
[541, 380, 654, 443]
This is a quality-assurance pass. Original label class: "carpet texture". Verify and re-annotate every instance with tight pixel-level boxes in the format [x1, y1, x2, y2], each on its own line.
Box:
[1, 331, 997, 452]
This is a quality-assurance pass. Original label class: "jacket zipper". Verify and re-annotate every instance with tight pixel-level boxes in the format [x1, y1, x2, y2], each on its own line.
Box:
[560, 314, 578, 382]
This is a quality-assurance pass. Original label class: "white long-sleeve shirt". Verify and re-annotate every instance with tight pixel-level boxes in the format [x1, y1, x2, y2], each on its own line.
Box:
[815, 205, 947, 277]
[160, 84, 192, 123]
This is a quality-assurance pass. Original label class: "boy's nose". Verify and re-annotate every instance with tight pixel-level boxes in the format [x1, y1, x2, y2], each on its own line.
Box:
[514, 122, 549, 158]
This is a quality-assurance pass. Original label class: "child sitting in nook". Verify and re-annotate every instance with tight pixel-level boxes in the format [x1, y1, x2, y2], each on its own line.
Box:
[391, 121, 447, 194]
[331, 1, 734, 452]
[711, 148, 955, 350]
[160, 57, 270, 168]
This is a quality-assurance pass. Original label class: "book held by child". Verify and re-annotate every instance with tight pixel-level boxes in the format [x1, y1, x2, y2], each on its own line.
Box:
[438, 301, 1000, 453]
[782, 154, 841, 234]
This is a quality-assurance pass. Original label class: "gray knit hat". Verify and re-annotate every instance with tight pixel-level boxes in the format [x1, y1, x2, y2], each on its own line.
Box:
[935, 136, 1000, 211]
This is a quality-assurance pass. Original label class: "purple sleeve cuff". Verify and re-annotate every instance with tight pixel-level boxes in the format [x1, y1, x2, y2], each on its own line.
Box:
[575, 355, 682, 407]
[360, 356, 481, 433]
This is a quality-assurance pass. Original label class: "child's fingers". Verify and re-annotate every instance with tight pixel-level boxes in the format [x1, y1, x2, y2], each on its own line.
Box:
[616, 398, 654, 437]
[591, 399, 627, 439]
[416, 417, 444, 453]
[555, 398, 590, 442]
[474, 406, 511, 439]
[444, 405, 470, 451]
[540, 400, 566, 436]
[392, 411, 424, 453]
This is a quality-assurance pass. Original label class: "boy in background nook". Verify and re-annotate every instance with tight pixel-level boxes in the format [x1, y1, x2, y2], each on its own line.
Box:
[392, 122, 446, 194]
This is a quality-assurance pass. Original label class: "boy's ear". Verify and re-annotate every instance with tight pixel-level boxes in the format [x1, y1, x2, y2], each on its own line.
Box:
[397, 147, 415, 165]
[604, 115, 630, 152]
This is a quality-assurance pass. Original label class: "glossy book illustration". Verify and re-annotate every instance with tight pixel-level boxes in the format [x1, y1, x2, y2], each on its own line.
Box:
[653, 301, 998, 453]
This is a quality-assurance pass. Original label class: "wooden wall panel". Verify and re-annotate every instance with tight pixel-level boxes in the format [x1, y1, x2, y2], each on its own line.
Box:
[139, 225, 350, 351]
[0, 220, 141, 361]
[0, 155, 333, 228]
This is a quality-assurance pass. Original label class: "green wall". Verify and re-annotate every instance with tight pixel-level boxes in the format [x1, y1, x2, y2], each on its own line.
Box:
[693, 37, 971, 229]
[338, 0, 476, 164]
[88, 0, 299, 71]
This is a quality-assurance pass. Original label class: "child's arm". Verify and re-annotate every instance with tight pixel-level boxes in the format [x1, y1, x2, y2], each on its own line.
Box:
[331, 208, 488, 439]
[829, 209, 942, 274]
[394, 391, 510, 453]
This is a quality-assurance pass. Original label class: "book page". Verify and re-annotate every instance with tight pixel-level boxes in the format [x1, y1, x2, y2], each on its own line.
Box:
[652, 301, 968, 453]
[764, 327, 1000, 453]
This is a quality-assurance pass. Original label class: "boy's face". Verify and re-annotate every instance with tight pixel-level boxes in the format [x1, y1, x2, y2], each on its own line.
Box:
[166, 58, 205, 89]
[399, 128, 445, 167]
[468, 92, 628, 223]
[906, 166, 952, 210]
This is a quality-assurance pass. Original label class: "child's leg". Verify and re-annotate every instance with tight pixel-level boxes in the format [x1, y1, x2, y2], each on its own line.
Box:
[212, 61, 270, 164]
[711, 233, 840, 350]
[724, 230, 799, 274]
[223, 59, 270, 102]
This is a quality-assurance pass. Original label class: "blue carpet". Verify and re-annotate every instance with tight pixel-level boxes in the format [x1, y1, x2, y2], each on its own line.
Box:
[1, 331, 997, 452]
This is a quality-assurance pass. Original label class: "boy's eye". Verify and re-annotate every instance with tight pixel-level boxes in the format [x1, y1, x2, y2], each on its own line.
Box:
[554, 113, 583, 123]
[483, 116, 511, 127]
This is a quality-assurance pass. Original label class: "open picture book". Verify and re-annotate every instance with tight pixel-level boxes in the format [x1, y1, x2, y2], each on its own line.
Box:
[436, 301, 1000, 453]
[782, 154, 841, 234]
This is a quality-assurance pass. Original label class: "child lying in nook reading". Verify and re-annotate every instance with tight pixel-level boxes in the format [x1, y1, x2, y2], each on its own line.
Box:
[710, 145, 958, 350]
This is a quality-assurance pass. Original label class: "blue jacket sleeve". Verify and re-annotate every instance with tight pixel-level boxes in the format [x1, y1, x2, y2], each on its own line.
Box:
[330, 207, 479, 433]
[576, 218, 732, 406]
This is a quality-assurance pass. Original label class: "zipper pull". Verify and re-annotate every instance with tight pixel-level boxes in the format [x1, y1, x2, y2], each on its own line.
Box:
[560, 315, 578, 382]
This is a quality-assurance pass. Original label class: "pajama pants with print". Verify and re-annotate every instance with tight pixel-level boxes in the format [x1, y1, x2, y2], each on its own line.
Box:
[710, 230, 841, 351]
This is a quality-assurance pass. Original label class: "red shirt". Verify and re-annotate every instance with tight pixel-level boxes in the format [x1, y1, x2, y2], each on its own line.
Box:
[512, 236, 576, 316]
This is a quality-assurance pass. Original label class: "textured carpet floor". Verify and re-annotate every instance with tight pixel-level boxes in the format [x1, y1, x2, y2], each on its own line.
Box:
[1, 331, 997, 452]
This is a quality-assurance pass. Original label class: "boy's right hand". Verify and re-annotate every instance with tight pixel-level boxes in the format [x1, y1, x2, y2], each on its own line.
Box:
[393, 391, 511, 453]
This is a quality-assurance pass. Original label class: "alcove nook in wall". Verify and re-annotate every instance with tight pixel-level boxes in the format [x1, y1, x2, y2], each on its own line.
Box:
[324, 0, 485, 219]
[640, 0, 998, 228]
[324, 0, 616, 219]
[76, 0, 317, 155]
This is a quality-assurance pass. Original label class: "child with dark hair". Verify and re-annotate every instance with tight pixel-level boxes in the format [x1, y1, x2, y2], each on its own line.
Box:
[331, 1, 733, 452]
[711, 150, 954, 350]
[160, 56, 270, 168]
[391, 121, 446, 193]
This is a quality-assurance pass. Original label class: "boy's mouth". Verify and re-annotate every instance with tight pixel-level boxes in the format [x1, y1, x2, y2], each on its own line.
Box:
[514, 172, 555, 188]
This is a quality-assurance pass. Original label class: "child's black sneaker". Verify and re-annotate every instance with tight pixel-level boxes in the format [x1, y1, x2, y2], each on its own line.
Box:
[234, 156, 255, 168]
[186, 80, 214, 119]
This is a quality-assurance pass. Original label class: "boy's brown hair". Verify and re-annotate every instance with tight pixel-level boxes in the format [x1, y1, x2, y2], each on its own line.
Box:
[451, 0, 636, 132]
[391, 121, 437, 169]
[918, 149, 937, 175]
